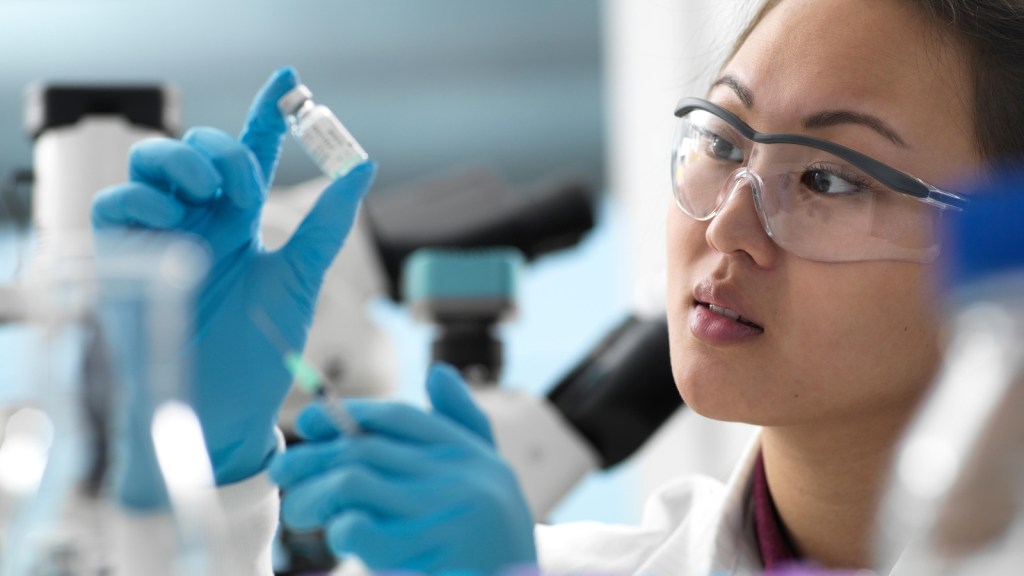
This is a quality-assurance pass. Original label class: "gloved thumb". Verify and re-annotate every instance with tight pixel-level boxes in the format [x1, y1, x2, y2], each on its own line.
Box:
[280, 161, 377, 291]
[426, 362, 495, 446]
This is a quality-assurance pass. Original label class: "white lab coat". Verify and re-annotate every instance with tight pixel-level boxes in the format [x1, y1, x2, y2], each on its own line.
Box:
[535, 431, 920, 576]
[534, 433, 764, 575]
[0, 471, 280, 576]
[114, 472, 281, 575]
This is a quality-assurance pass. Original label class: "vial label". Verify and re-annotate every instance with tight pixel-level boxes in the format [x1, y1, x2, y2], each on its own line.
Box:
[293, 109, 368, 180]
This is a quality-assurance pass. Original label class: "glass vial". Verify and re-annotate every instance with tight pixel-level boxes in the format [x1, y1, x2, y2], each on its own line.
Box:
[278, 84, 368, 180]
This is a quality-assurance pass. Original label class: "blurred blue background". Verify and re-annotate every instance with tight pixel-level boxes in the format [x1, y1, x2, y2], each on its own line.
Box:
[0, 0, 605, 192]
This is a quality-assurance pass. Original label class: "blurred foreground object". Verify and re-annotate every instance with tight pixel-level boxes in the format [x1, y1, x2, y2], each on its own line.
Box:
[26, 84, 178, 259]
[876, 162, 1024, 574]
[2, 233, 220, 576]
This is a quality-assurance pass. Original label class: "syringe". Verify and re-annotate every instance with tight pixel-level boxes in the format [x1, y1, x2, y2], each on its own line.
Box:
[250, 308, 361, 436]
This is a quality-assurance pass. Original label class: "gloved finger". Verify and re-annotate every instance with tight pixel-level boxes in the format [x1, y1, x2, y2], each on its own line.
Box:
[296, 394, 482, 448]
[270, 435, 453, 489]
[184, 128, 264, 210]
[280, 465, 459, 529]
[128, 138, 222, 204]
[292, 402, 341, 442]
[239, 66, 299, 186]
[325, 510, 437, 571]
[279, 161, 377, 291]
[292, 398, 364, 442]
[427, 362, 495, 446]
[91, 182, 187, 229]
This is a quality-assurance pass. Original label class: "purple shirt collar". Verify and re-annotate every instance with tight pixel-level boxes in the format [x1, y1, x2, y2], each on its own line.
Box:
[752, 449, 801, 570]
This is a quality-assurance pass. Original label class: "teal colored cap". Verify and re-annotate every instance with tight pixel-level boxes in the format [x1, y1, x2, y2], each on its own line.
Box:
[402, 247, 523, 305]
[286, 352, 322, 394]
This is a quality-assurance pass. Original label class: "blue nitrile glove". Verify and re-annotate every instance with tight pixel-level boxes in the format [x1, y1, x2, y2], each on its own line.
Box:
[91, 67, 378, 486]
[269, 363, 538, 575]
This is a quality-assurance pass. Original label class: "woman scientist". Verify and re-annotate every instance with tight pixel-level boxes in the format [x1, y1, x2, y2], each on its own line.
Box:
[91, 0, 1024, 573]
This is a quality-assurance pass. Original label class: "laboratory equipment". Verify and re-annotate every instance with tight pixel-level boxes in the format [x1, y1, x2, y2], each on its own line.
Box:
[874, 165, 1024, 573]
[0, 169, 32, 229]
[266, 166, 598, 432]
[25, 84, 179, 260]
[2, 84, 199, 575]
[401, 245, 590, 518]
[3, 233, 217, 576]
[404, 247, 523, 384]
[0, 286, 28, 324]
[363, 167, 595, 300]
[468, 314, 679, 517]
[546, 314, 680, 468]
[0, 406, 52, 539]
[278, 84, 368, 180]
[402, 246, 680, 517]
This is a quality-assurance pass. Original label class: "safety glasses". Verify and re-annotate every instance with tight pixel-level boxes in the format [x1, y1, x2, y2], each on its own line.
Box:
[671, 97, 967, 263]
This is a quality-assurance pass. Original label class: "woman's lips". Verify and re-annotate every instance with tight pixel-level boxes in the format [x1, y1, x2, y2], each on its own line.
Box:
[689, 300, 765, 345]
[699, 301, 763, 330]
[692, 277, 765, 329]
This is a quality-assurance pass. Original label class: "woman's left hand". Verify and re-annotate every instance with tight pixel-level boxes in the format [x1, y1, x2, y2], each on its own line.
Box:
[270, 363, 538, 575]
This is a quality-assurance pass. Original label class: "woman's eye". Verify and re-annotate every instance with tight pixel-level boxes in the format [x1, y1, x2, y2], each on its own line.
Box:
[800, 169, 863, 195]
[706, 134, 744, 162]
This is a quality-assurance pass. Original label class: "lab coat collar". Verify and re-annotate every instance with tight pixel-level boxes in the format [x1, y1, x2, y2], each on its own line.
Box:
[697, 428, 764, 574]
[698, 429, 913, 576]
[634, 427, 765, 575]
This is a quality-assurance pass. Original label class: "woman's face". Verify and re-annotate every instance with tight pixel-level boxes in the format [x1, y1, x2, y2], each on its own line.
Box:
[666, 0, 979, 427]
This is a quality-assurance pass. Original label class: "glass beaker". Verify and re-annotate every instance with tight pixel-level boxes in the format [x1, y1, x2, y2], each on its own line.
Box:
[3, 231, 218, 576]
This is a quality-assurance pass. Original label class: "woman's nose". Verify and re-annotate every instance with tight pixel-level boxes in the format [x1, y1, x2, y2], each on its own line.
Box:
[704, 172, 781, 268]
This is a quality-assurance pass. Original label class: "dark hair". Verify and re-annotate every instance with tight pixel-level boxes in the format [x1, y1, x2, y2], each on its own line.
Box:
[727, 0, 1024, 162]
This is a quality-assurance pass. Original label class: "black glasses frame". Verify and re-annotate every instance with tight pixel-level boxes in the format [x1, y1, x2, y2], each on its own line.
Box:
[674, 97, 967, 210]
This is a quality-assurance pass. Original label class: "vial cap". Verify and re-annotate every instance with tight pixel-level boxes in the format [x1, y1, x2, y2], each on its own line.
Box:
[940, 160, 1024, 291]
[277, 84, 313, 116]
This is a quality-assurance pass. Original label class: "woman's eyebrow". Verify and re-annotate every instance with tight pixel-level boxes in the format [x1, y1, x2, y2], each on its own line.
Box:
[712, 74, 909, 148]
[710, 75, 753, 108]
[802, 110, 909, 148]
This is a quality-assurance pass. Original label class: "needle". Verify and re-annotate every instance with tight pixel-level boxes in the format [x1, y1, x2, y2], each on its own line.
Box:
[249, 308, 361, 436]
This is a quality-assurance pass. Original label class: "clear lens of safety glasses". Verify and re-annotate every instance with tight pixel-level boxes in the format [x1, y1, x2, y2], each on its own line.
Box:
[671, 108, 947, 263]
